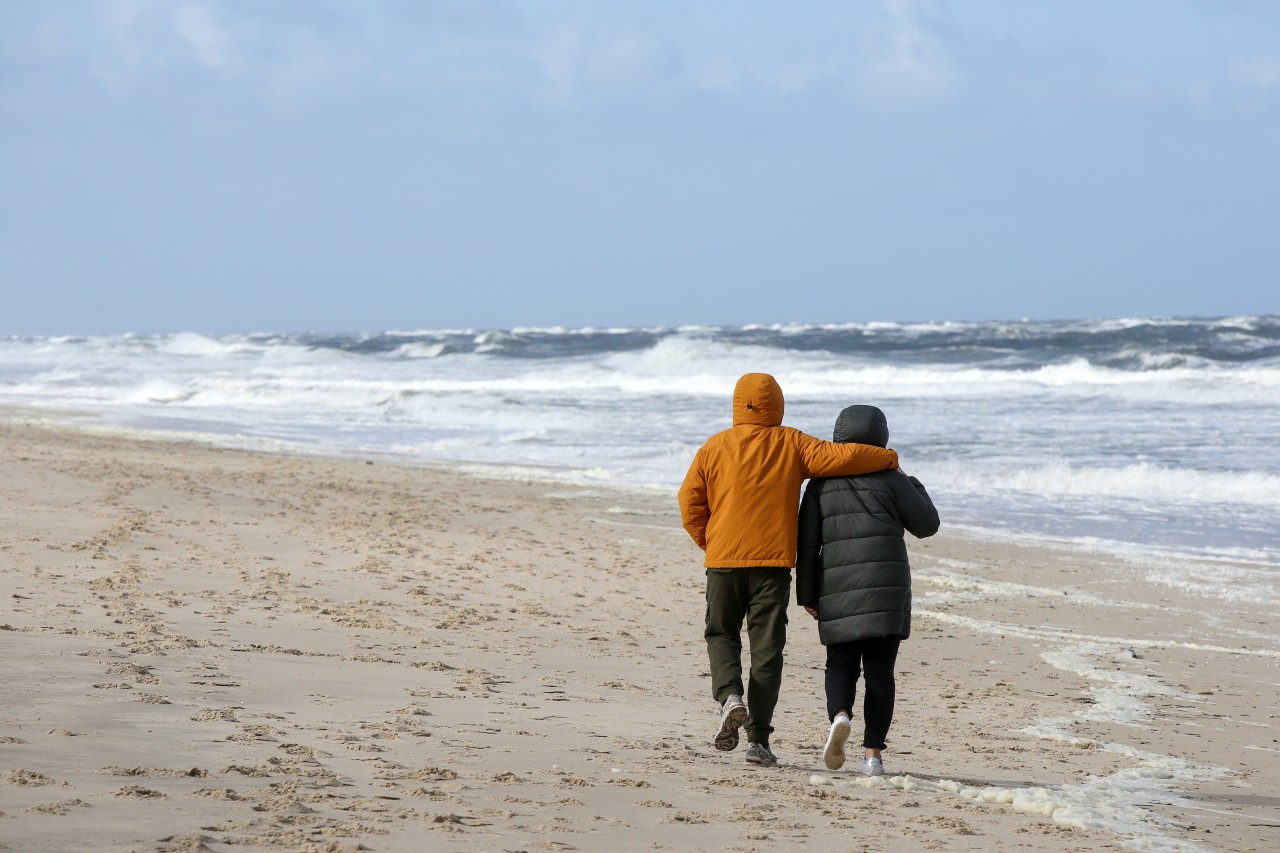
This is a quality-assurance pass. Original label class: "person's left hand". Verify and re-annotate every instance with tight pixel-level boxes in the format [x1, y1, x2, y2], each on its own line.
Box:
[804, 606, 818, 620]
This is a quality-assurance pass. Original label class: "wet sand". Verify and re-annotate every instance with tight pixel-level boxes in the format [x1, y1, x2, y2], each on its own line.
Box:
[1, 420, 1276, 852]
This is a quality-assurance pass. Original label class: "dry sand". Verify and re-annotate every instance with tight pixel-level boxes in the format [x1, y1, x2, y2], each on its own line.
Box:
[1, 420, 1276, 852]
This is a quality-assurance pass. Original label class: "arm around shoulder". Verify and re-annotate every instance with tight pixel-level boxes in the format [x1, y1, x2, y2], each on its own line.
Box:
[797, 430, 899, 478]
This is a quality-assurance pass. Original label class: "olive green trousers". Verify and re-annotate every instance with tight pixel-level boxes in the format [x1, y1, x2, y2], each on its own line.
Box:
[704, 567, 791, 745]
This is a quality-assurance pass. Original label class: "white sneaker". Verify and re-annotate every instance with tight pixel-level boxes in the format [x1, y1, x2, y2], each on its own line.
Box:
[715, 695, 748, 751]
[823, 713, 852, 770]
[862, 756, 885, 777]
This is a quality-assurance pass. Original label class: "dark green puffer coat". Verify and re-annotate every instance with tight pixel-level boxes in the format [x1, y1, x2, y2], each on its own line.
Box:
[796, 405, 940, 646]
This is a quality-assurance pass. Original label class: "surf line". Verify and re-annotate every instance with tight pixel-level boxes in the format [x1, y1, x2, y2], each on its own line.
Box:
[806, 558, 1252, 852]
[812, 613, 1228, 852]
[587, 517, 686, 533]
[917, 609, 1280, 660]
[808, 762, 1218, 853]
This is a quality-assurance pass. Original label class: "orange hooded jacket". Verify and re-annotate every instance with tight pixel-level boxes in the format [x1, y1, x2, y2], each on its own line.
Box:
[678, 373, 899, 568]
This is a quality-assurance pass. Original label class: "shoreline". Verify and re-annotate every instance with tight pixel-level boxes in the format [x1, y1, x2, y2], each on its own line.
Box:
[1, 419, 1276, 851]
[7, 405, 1275, 571]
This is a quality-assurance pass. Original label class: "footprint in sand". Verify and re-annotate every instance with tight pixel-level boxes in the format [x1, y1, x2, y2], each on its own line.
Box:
[114, 785, 166, 798]
[24, 798, 88, 815]
[5, 769, 65, 787]
[192, 787, 246, 800]
[134, 693, 172, 703]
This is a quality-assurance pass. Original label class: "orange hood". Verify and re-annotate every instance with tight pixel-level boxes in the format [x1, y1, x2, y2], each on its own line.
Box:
[732, 373, 784, 427]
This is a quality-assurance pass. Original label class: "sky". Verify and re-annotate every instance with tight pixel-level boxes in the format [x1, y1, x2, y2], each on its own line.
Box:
[2, 0, 1278, 335]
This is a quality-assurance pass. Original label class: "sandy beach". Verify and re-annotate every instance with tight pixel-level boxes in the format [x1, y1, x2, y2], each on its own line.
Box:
[1, 419, 1276, 853]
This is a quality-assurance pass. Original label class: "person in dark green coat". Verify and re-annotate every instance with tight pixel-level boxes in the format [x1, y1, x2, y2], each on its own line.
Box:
[796, 405, 939, 776]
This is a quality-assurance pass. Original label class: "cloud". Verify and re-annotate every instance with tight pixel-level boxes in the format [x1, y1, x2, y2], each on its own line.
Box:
[1230, 55, 1280, 90]
[75, 0, 373, 103]
[861, 0, 956, 100]
[587, 33, 682, 86]
[692, 58, 738, 94]
[531, 26, 683, 102]
[93, 0, 155, 70]
[171, 2, 233, 68]
[89, 0, 237, 88]
[382, 0, 521, 34]
[530, 26, 579, 96]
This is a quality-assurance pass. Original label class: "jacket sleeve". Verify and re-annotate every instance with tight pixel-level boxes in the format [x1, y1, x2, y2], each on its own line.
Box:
[796, 481, 824, 607]
[796, 431, 898, 478]
[677, 450, 710, 550]
[894, 473, 940, 539]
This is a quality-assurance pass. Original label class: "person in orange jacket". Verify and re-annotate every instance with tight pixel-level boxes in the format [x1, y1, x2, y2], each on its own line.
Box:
[678, 373, 899, 767]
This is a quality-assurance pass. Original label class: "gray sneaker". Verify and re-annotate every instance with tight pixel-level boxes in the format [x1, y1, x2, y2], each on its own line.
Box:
[862, 756, 885, 776]
[715, 695, 748, 752]
[744, 742, 778, 768]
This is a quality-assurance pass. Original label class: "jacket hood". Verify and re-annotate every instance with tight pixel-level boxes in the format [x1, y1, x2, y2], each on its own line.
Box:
[733, 373, 784, 427]
[833, 404, 888, 447]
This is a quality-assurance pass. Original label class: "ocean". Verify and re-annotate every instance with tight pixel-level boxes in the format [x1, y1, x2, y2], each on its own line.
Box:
[3, 315, 1277, 574]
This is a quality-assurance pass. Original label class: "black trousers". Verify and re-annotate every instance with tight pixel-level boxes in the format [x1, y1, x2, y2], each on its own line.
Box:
[824, 637, 901, 750]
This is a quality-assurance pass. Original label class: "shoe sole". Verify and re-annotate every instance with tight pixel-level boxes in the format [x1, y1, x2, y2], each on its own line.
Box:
[714, 705, 748, 752]
[823, 718, 852, 770]
[745, 752, 777, 768]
